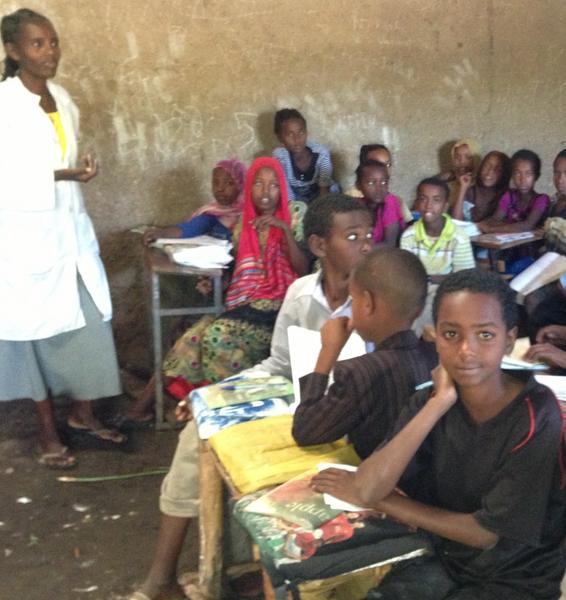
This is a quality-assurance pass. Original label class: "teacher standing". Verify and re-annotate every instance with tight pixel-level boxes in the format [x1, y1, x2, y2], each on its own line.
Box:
[0, 8, 124, 468]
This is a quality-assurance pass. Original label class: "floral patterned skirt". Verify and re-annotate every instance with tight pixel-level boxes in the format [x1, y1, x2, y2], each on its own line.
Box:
[163, 299, 281, 385]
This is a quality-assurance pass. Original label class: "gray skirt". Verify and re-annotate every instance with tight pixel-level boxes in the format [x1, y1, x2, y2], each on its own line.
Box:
[0, 278, 122, 402]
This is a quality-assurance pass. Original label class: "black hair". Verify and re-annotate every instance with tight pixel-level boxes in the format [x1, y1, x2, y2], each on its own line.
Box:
[273, 108, 306, 137]
[478, 150, 511, 193]
[432, 268, 518, 330]
[1, 8, 49, 80]
[553, 149, 566, 167]
[303, 193, 371, 240]
[416, 176, 449, 201]
[353, 247, 428, 322]
[511, 149, 541, 180]
[355, 159, 388, 183]
[359, 144, 389, 164]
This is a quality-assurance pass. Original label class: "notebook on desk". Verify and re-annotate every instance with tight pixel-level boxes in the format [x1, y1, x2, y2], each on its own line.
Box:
[153, 235, 232, 248]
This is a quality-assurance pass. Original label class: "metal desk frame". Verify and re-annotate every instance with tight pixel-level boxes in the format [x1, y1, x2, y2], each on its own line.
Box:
[146, 247, 224, 429]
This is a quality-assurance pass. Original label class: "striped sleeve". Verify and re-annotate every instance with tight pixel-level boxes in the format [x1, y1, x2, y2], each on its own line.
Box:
[313, 143, 334, 187]
[452, 228, 476, 272]
[272, 147, 296, 200]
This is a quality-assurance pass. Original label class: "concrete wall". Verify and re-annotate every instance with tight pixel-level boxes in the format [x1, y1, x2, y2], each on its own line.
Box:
[3, 0, 565, 366]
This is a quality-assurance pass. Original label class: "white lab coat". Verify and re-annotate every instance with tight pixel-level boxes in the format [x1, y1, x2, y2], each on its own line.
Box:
[0, 76, 113, 341]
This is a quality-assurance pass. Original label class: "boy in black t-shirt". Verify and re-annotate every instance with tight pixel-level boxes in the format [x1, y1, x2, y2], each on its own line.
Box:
[313, 269, 566, 600]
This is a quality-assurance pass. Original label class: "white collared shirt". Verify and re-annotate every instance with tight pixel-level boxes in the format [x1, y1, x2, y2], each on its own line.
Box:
[256, 272, 352, 378]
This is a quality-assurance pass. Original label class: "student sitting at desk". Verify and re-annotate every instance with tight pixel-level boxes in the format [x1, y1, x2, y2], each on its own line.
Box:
[313, 269, 566, 600]
[451, 150, 511, 222]
[345, 143, 413, 222]
[478, 149, 550, 235]
[293, 248, 438, 459]
[354, 160, 406, 246]
[523, 150, 566, 338]
[400, 177, 475, 334]
[142, 158, 247, 244]
[438, 138, 482, 207]
[129, 194, 373, 600]
[272, 108, 338, 203]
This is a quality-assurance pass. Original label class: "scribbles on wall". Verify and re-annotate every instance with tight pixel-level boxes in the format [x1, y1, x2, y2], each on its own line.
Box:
[234, 112, 259, 150]
[442, 58, 478, 102]
[125, 31, 139, 61]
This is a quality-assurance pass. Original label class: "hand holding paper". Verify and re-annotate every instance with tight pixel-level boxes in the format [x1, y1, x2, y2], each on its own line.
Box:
[313, 463, 369, 512]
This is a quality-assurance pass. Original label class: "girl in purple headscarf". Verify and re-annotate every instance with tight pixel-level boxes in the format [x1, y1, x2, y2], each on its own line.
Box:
[142, 158, 247, 244]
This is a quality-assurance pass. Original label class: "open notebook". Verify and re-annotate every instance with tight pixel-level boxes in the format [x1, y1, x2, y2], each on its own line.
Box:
[288, 325, 367, 411]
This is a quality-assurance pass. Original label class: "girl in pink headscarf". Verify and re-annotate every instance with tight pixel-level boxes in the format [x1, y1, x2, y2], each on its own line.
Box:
[142, 159, 247, 245]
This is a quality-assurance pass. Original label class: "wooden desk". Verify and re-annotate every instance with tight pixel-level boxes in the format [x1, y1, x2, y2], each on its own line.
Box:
[471, 231, 544, 271]
[196, 437, 426, 600]
[145, 247, 225, 429]
[197, 440, 225, 599]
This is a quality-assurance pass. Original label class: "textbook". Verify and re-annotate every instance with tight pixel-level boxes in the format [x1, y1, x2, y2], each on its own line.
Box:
[288, 325, 366, 409]
[244, 469, 345, 529]
[196, 374, 294, 409]
[510, 251, 566, 299]
[235, 489, 425, 570]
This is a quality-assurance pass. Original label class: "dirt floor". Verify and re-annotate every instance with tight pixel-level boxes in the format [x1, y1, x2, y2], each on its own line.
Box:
[0, 391, 199, 600]
[3, 383, 565, 600]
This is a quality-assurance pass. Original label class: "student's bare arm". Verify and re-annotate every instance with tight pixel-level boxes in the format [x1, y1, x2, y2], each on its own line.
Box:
[479, 206, 546, 234]
[313, 317, 352, 374]
[450, 174, 472, 219]
[311, 471, 498, 550]
[313, 365, 457, 506]
[354, 391, 454, 505]
[525, 343, 566, 369]
[477, 207, 506, 233]
[142, 226, 183, 246]
[377, 492, 499, 550]
[312, 365, 457, 506]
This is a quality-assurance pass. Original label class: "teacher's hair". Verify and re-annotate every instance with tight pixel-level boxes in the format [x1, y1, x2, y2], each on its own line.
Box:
[1, 8, 49, 81]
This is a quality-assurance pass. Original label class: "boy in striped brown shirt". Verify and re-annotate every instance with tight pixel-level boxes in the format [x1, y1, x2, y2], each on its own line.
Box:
[293, 247, 437, 458]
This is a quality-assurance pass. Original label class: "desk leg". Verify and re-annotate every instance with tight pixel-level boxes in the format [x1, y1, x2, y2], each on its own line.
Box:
[487, 249, 497, 272]
[151, 271, 166, 430]
[198, 442, 224, 599]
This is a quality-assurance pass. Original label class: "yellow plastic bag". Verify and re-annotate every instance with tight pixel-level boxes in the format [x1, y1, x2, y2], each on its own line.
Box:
[209, 415, 360, 494]
[297, 565, 391, 600]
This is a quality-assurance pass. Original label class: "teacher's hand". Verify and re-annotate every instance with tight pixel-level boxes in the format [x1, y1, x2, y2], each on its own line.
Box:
[55, 153, 98, 183]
